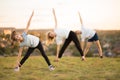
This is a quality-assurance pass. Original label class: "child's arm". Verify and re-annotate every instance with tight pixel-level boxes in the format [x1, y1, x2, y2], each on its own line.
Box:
[78, 11, 83, 26]
[24, 10, 34, 33]
[52, 8, 57, 29]
[81, 41, 84, 51]
[55, 44, 61, 60]
[78, 11, 85, 50]
[15, 47, 23, 67]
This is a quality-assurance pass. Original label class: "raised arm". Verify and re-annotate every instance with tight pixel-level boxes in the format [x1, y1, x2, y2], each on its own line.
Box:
[78, 11, 84, 50]
[24, 10, 34, 33]
[52, 8, 57, 29]
[78, 11, 83, 25]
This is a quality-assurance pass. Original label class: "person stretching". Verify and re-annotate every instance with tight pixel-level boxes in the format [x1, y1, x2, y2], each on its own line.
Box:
[75, 12, 103, 59]
[11, 10, 54, 71]
[46, 8, 85, 62]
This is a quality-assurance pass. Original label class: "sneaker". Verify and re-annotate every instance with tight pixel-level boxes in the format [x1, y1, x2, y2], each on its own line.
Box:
[14, 67, 20, 72]
[49, 65, 55, 71]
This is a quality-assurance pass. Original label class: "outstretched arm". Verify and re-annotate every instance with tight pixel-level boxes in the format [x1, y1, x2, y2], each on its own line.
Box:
[15, 47, 23, 67]
[24, 10, 34, 33]
[52, 8, 57, 29]
[78, 11, 83, 25]
[56, 44, 60, 61]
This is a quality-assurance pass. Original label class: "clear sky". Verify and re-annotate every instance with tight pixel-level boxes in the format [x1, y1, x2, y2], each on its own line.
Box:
[0, 0, 120, 30]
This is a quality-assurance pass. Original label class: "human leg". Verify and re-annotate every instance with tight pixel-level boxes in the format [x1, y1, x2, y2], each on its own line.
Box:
[94, 40, 103, 58]
[37, 41, 55, 71]
[70, 31, 83, 56]
[14, 47, 35, 71]
[20, 47, 35, 66]
[37, 41, 52, 66]
[58, 39, 71, 58]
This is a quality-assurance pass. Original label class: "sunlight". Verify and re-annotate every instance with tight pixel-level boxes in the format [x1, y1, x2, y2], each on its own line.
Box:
[0, 0, 120, 30]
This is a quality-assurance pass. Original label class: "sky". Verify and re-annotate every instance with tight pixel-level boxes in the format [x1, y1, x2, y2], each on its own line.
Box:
[0, 0, 120, 30]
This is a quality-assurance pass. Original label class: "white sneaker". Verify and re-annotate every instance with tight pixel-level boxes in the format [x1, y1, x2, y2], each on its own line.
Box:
[49, 65, 55, 71]
[14, 67, 20, 72]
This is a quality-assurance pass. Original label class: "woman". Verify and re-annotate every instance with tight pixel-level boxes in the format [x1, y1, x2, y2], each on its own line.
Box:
[46, 8, 85, 62]
[75, 12, 103, 58]
[11, 11, 54, 71]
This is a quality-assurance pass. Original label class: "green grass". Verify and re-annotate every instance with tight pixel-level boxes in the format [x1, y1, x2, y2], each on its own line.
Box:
[0, 56, 120, 80]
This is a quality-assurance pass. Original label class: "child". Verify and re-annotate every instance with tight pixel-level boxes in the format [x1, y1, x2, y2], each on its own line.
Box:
[11, 11, 54, 71]
[75, 12, 103, 58]
[46, 8, 85, 62]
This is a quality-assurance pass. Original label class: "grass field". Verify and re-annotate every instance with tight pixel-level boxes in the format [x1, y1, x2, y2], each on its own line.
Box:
[0, 56, 120, 80]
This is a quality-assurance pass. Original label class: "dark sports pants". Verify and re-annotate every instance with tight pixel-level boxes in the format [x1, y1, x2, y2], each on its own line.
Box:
[19, 41, 51, 67]
[58, 31, 83, 58]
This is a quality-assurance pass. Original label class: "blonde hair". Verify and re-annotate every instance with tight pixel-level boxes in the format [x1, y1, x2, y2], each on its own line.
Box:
[45, 31, 55, 46]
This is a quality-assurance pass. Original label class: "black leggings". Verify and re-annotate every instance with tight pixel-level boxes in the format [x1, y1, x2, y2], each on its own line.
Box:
[58, 31, 83, 58]
[19, 41, 51, 67]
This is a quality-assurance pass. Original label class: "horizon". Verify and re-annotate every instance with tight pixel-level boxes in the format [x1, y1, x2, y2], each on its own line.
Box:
[1, 27, 120, 31]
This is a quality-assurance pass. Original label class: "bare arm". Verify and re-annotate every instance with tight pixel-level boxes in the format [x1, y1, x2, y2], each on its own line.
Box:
[52, 8, 57, 29]
[24, 10, 34, 33]
[78, 11, 83, 25]
[56, 44, 60, 59]
[81, 41, 85, 51]
[78, 12, 84, 50]
[15, 47, 23, 67]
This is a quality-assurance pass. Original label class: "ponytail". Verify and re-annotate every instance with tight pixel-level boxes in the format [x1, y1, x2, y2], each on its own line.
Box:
[45, 31, 55, 46]
[11, 30, 17, 41]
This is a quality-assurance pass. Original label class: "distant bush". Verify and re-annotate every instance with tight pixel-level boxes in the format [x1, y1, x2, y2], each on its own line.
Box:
[0, 30, 120, 57]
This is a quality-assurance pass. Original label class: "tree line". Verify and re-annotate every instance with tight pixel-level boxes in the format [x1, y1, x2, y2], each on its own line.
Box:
[0, 30, 120, 57]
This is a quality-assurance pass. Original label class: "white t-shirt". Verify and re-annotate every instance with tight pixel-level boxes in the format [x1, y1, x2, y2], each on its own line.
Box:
[81, 25, 96, 41]
[54, 28, 71, 45]
[20, 32, 40, 48]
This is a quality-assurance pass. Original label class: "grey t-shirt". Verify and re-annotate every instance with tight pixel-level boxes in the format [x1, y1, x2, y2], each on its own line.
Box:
[20, 32, 39, 48]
